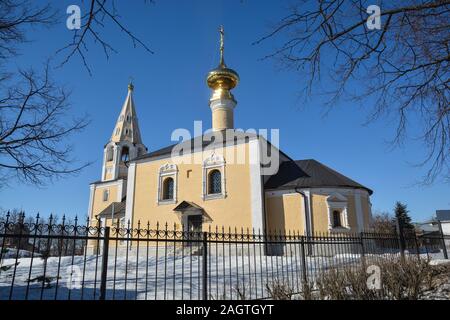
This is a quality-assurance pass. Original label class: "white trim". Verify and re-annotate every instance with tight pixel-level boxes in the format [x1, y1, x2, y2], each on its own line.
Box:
[117, 180, 123, 202]
[157, 163, 178, 205]
[304, 189, 313, 236]
[91, 179, 124, 189]
[354, 192, 364, 232]
[249, 139, 264, 232]
[125, 162, 136, 226]
[101, 148, 107, 181]
[202, 153, 226, 200]
[326, 193, 350, 230]
[88, 184, 96, 220]
[209, 98, 236, 111]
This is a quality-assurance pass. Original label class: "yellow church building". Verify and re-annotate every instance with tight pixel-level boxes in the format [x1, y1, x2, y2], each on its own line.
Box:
[87, 29, 373, 241]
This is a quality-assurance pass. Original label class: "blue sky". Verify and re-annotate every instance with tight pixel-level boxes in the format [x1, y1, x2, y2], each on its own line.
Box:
[1, 0, 448, 221]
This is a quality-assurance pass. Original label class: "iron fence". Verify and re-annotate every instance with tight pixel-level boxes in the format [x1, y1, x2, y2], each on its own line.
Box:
[0, 213, 449, 300]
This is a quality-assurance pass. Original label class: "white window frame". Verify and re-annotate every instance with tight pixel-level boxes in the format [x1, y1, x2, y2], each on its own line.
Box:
[202, 153, 226, 200]
[326, 193, 350, 231]
[157, 163, 178, 205]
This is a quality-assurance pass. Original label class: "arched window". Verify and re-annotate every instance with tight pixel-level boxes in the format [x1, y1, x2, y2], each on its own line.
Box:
[103, 189, 109, 202]
[208, 170, 222, 194]
[115, 127, 120, 136]
[121, 146, 129, 162]
[332, 210, 342, 228]
[162, 177, 174, 200]
[126, 114, 131, 123]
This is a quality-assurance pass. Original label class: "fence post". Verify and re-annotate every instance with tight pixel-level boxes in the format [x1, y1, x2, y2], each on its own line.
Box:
[99, 226, 110, 300]
[359, 232, 366, 270]
[202, 231, 208, 300]
[437, 220, 448, 260]
[300, 236, 308, 285]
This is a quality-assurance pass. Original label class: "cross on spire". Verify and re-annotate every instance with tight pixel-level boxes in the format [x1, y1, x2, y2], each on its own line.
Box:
[219, 25, 225, 67]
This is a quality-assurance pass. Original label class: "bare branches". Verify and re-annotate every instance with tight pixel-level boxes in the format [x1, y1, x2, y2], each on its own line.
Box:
[57, 0, 154, 75]
[256, 0, 450, 183]
[0, 0, 56, 61]
[0, 64, 91, 187]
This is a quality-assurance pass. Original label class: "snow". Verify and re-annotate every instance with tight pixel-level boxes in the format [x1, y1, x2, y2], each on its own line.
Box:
[1, 247, 448, 300]
[0, 249, 363, 300]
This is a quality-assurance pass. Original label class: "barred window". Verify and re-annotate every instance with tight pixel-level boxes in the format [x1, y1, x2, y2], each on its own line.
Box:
[162, 177, 174, 200]
[208, 170, 222, 194]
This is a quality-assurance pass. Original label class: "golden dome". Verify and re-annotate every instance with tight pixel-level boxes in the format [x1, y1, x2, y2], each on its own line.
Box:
[206, 26, 239, 92]
[207, 66, 239, 90]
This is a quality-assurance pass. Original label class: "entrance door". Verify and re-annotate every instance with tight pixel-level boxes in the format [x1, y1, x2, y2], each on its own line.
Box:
[186, 214, 203, 252]
[187, 214, 202, 233]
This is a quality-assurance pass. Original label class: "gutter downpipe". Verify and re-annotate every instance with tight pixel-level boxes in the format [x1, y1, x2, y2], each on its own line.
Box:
[295, 187, 313, 256]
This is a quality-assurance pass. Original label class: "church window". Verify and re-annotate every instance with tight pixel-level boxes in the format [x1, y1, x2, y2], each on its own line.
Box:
[162, 177, 174, 200]
[208, 170, 222, 194]
[126, 114, 131, 123]
[202, 153, 226, 200]
[332, 210, 342, 228]
[121, 146, 129, 162]
[327, 193, 350, 230]
[103, 189, 109, 202]
[157, 163, 178, 204]
[119, 115, 124, 121]
[115, 128, 120, 136]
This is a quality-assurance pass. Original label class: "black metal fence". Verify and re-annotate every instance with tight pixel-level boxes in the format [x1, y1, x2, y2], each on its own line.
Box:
[0, 213, 449, 300]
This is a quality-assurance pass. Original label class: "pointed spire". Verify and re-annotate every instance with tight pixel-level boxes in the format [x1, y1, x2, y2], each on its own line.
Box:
[110, 82, 143, 144]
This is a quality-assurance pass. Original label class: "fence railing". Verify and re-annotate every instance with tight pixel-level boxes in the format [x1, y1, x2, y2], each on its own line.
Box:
[0, 213, 449, 300]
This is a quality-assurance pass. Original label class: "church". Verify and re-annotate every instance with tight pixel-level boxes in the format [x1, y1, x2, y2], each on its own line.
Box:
[87, 28, 373, 239]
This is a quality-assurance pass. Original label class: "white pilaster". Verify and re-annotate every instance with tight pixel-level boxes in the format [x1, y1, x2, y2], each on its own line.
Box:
[125, 162, 136, 226]
[354, 192, 364, 232]
[88, 184, 96, 220]
[249, 138, 264, 233]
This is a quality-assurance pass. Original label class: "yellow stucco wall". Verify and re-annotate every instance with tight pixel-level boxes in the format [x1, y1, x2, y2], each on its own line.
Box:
[131, 143, 253, 230]
[265, 193, 305, 234]
[91, 184, 119, 218]
[265, 189, 373, 235]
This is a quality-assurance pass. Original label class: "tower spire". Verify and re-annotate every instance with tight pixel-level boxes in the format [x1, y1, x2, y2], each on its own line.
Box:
[102, 82, 147, 181]
[110, 83, 142, 144]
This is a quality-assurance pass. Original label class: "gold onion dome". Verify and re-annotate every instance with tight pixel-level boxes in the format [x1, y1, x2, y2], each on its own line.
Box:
[207, 26, 239, 96]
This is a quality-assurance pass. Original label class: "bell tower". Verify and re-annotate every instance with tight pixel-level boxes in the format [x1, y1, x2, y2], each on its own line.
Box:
[206, 26, 240, 131]
[102, 82, 147, 181]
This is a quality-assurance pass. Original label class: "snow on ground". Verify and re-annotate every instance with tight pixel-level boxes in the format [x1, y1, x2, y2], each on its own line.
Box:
[0, 248, 447, 300]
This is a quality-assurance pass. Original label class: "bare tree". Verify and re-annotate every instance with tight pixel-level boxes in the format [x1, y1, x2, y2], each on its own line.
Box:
[0, 66, 90, 186]
[0, 1, 154, 186]
[0, 0, 56, 62]
[57, 0, 154, 75]
[255, 0, 450, 184]
[371, 211, 396, 234]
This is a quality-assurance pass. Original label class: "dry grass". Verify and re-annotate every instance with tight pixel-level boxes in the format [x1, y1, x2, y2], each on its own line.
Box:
[264, 256, 450, 300]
